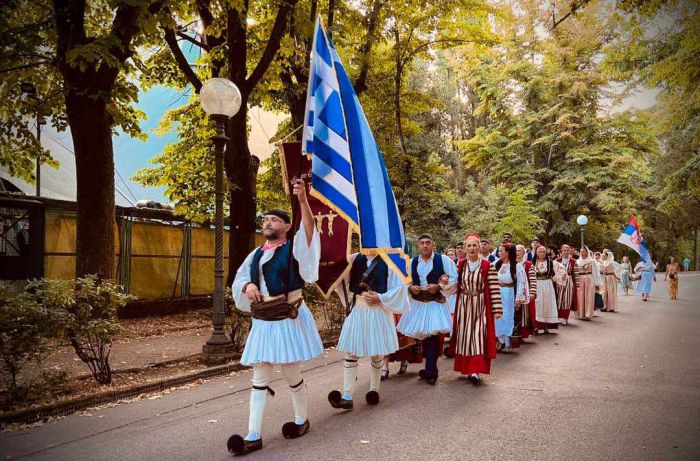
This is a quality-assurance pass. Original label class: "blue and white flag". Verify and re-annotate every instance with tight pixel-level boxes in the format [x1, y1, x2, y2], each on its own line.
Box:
[303, 18, 411, 281]
[617, 216, 653, 264]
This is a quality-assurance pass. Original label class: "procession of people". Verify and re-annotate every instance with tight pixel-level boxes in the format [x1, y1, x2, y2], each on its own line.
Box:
[224, 179, 669, 456]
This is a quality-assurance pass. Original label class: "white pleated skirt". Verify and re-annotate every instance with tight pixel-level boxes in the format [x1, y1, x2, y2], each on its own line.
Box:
[397, 299, 452, 340]
[337, 301, 399, 357]
[240, 304, 324, 366]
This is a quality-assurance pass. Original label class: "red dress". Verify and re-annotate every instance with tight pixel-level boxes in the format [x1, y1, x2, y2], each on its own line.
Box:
[453, 259, 502, 375]
[520, 260, 538, 339]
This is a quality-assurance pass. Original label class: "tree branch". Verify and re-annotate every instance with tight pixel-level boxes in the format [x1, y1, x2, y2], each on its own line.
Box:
[176, 30, 208, 50]
[0, 61, 52, 75]
[244, 0, 299, 92]
[354, 0, 384, 96]
[163, 26, 203, 92]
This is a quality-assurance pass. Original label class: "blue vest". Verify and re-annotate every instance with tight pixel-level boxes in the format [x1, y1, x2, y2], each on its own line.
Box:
[249, 241, 305, 296]
[411, 253, 445, 286]
[349, 254, 389, 294]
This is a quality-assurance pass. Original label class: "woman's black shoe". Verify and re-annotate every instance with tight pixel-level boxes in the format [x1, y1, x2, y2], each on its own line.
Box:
[227, 435, 262, 456]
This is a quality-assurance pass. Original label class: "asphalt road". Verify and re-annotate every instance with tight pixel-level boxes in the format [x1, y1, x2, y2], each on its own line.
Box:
[2, 275, 699, 461]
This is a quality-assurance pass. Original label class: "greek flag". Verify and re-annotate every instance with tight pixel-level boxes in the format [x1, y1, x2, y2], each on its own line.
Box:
[303, 18, 411, 281]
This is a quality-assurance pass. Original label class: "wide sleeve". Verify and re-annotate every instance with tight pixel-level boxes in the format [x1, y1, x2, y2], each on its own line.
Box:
[634, 262, 644, 274]
[440, 255, 459, 295]
[515, 263, 528, 302]
[231, 250, 258, 313]
[378, 263, 410, 314]
[528, 264, 537, 298]
[293, 225, 321, 283]
[487, 264, 502, 317]
[592, 261, 602, 286]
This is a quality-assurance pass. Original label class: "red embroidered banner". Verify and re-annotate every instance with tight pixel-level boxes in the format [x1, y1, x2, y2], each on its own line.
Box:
[278, 142, 351, 297]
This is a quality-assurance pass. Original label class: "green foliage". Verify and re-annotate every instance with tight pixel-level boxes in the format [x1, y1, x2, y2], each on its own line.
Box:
[0, 282, 58, 401]
[31, 276, 132, 385]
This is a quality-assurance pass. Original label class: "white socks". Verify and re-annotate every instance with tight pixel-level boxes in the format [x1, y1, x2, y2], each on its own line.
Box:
[282, 363, 307, 425]
[246, 363, 273, 441]
[343, 354, 359, 400]
[369, 355, 384, 391]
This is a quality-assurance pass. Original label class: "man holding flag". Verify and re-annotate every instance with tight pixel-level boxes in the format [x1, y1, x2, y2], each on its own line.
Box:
[302, 19, 414, 404]
[617, 216, 656, 301]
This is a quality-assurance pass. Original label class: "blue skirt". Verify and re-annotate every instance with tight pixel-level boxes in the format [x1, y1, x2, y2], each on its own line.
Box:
[240, 304, 324, 366]
[635, 272, 654, 295]
[397, 299, 452, 339]
[496, 286, 515, 337]
[337, 302, 399, 357]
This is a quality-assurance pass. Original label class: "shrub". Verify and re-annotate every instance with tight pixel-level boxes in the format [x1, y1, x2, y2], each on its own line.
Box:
[31, 276, 132, 385]
[0, 282, 56, 401]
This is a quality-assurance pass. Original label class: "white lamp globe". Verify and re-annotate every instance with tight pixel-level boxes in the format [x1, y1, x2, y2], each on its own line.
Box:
[576, 215, 588, 226]
[199, 78, 242, 117]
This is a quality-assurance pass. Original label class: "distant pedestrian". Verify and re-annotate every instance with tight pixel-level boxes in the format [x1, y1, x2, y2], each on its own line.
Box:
[634, 260, 656, 302]
[620, 256, 633, 295]
[665, 257, 680, 300]
[683, 257, 691, 272]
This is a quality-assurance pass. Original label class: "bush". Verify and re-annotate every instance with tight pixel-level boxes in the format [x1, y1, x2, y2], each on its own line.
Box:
[0, 282, 56, 401]
[225, 288, 250, 352]
[31, 276, 132, 385]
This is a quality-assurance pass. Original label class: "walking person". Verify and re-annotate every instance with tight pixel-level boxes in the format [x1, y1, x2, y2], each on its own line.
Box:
[682, 256, 691, 272]
[576, 245, 601, 321]
[397, 234, 457, 384]
[634, 259, 656, 302]
[600, 250, 621, 312]
[515, 244, 537, 342]
[329, 252, 409, 410]
[452, 233, 502, 385]
[665, 257, 680, 300]
[494, 243, 528, 353]
[556, 244, 579, 325]
[620, 256, 633, 295]
[228, 180, 322, 455]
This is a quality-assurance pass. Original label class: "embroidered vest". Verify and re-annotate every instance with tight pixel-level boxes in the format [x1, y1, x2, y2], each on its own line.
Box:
[411, 253, 445, 286]
[249, 241, 305, 296]
[349, 254, 389, 294]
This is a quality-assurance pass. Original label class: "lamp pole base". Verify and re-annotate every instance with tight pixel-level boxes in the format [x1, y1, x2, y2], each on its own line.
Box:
[202, 341, 236, 364]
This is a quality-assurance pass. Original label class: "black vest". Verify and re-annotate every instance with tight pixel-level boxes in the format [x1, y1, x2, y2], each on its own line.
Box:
[411, 253, 445, 286]
[349, 254, 389, 294]
[249, 241, 305, 296]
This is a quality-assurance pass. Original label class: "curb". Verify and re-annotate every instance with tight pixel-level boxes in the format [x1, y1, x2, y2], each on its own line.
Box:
[0, 338, 338, 427]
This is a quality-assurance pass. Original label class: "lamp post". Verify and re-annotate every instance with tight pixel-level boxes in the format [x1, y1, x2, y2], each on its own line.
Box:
[577, 215, 588, 248]
[21, 82, 45, 197]
[199, 78, 242, 363]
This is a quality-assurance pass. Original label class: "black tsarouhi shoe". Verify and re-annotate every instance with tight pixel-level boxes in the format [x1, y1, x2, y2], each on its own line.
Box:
[227, 435, 262, 456]
[282, 419, 310, 439]
[365, 390, 379, 405]
[328, 390, 354, 410]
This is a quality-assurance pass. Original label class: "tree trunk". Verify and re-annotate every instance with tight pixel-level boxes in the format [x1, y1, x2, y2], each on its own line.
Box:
[694, 226, 698, 271]
[65, 91, 116, 279]
[225, 105, 257, 287]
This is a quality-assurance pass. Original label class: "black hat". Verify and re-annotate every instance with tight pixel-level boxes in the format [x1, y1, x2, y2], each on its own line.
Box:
[265, 209, 291, 224]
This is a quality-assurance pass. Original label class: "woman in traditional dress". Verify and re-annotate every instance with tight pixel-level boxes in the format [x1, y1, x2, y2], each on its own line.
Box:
[600, 250, 621, 312]
[634, 259, 656, 302]
[576, 245, 601, 320]
[533, 246, 563, 333]
[452, 233, 502, 385]
[495, 243, 528, 353]
[620, 256, 633, 295]
[516, 244, 537, 342]
[664, 257, 680, 300]
[555, 244, 579, 325]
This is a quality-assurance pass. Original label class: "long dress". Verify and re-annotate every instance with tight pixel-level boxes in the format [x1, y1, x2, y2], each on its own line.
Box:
[556, 257, 579, 320]
[620, 262, 633, 293]
[666, 262, 679, 300]
[336, 254, 408, 357]
[600, 262, 619, 311]
[453, 259, 502, 375]
[634, 262, 655, 295]
[519, 260, 538, 340]
[576, 258, 601, 320]
[534, 261, 561, 329]
[495, 263, 528, 339]
[232, 226, 323, 366]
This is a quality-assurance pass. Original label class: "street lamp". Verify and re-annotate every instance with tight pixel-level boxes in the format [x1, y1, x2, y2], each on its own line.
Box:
[21, 82, 45, 197]
[199, 78, 242, 363]
[577, 214, 588, 248]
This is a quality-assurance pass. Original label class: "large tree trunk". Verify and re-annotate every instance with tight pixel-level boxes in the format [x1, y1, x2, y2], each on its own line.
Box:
[225, 105, 257, 287]
[65, 91, 116, 279]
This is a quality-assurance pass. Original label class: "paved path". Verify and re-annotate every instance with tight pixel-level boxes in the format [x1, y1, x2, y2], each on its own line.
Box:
[2, 275, 698, 461]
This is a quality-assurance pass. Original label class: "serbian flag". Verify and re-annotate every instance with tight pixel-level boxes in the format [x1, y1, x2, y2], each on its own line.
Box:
[302, 17, 411, 282]
[617, 216, 653, 264]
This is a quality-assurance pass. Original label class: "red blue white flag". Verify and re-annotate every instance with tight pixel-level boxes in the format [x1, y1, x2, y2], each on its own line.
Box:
[616, 216, 652, 264]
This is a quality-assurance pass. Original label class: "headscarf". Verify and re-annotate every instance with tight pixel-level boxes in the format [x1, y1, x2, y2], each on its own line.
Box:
[464, 233, 480, 245]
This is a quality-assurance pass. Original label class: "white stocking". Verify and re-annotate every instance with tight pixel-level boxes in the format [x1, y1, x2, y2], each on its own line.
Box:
[281, 363, 307, 424]
[343, 353, 359, 400]
[247, 363, 273, 441]
[369, 355, 384, 392]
